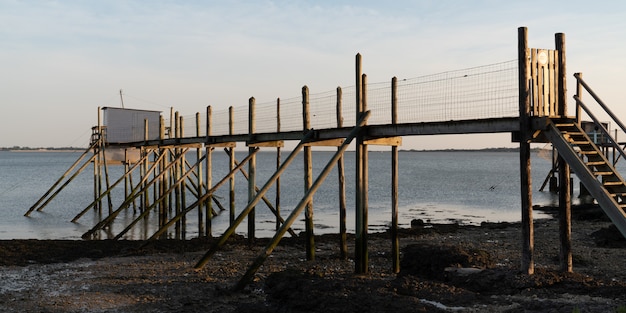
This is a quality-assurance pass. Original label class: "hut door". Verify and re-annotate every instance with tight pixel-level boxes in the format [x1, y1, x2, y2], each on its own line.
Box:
[529, 49, 559, 117]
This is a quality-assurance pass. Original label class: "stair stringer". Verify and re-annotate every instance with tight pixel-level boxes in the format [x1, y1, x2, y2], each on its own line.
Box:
[544, 121, 626, 238]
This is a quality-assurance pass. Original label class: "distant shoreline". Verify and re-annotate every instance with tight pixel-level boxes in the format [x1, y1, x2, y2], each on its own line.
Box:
[4, 149, 84, 153]
[400, 147, 543, 153]
[1, 147, 541, 153]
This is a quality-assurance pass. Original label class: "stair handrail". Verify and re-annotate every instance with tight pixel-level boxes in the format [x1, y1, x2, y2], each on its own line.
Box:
[574, 73, 626, 134]
[574, 72, 626, 162]
[574, 95, 626, 163]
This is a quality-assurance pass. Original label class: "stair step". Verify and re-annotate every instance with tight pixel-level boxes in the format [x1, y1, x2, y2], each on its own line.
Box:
[579, 150, 599, 155]
[604, 181, 625, 187]
[586, 161, 607, 166]
[577, 144, 596, 149]
[586, 155, 606, 161]
[555, 123, 577, 128]
[594, 171, 615, 176]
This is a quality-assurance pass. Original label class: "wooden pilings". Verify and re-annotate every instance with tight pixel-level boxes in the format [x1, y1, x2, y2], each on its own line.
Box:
[275, 98, 282, 232]
[229, 106, 236, 226]
[556, 32, 573, 273]
[302, 86, 315, 261]
[248, 97, 257, 243]
[355, 53, 369, 274]
[518, 26, 534, 275]
[391, 76, 400, 273]
[337, 86, 348, 259]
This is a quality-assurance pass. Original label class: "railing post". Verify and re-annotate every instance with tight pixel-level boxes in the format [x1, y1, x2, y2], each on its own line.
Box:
[518, 26, 534, 275]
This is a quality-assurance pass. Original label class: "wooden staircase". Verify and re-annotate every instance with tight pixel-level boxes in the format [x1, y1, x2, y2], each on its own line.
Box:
[544, 119, 626, 237]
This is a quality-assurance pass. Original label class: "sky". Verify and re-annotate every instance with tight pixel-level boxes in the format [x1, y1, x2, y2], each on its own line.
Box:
[2, 1, 626, 149]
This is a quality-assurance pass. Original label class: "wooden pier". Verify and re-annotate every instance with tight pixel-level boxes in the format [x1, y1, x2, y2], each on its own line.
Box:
[26, 27, 626, 289]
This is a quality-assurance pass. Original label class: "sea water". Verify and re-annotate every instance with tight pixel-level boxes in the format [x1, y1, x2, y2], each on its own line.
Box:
[0, 149, 567, 240]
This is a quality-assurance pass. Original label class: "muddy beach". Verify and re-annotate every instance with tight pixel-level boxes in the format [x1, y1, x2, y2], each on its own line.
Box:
[0, 209, 625, 313]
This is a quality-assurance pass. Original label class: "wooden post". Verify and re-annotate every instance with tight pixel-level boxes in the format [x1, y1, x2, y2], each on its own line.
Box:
[196, 112, 204, 237]
[169, 107, 174, 139]
[142, 119, 150, 214]
[161, 118, 170, 237]
[206, 106, 214, 238]
[174, 113, 181, 239]
[276, 98, 282, 231]
[575, 72, 582, 125]
[248, 97, 256, 242]
[180, 115, 187, 239]
[101, 142, 113, 215]
[94, 107, 102, 213]
[303, 85, 315, 261]
[159, 117, 167, 228]
[518, 26, 534, 275]
[124, 149, 131, 212]
[151, 148, 158, 221]
[355, 53, 369, 274]
[556, 32, 572, 272]
[229, 106, 236, 226]
[337, 86, 348, 259]
[391, 76, 400, 273]
[362, 73, 369, 273]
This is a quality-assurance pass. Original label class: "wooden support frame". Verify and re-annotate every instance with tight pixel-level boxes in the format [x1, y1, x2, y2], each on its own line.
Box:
[303, 138, 344, 147]
[363, 136, 402, 146]
[247, 140, 284, 147]
[233, 111, 371, 290]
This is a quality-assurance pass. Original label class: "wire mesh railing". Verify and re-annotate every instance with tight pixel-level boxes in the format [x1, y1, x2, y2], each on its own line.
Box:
[167, 60, 519, 139]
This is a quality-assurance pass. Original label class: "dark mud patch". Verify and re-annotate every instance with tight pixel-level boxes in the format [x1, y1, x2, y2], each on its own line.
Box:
[0, 237, 218, 266]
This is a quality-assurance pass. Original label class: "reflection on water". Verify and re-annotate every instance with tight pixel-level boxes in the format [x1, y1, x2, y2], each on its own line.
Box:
[0, 150, 594, 240]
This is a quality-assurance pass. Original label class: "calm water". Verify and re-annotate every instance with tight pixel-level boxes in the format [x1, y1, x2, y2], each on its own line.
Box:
[0, 149, 566, 240]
